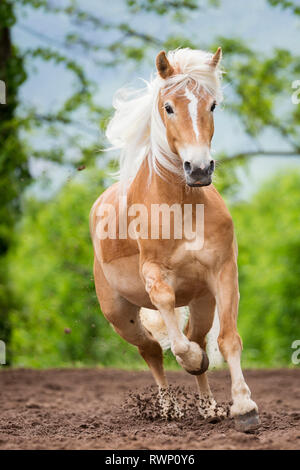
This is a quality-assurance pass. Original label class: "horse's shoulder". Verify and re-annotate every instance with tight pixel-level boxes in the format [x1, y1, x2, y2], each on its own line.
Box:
[90, 182, 139, 264]
[90, 183, 117, 237]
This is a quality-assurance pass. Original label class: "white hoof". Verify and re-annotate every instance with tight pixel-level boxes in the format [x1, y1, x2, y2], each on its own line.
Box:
[230, 398, 258, 418]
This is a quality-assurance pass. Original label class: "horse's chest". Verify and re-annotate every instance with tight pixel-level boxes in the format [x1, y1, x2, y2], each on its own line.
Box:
[170, 240, 220, 273]
[162, 244, 218, 302]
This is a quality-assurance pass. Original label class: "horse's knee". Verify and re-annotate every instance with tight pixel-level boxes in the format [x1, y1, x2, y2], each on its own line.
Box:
[142, 263, 175, 310]
[148, 280, 175, 310]
[218, 330, 242, 359]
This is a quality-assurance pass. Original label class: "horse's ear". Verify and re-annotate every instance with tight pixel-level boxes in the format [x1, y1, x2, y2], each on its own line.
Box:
[210, 47, 222, 68]
[156, 51, 174, 79]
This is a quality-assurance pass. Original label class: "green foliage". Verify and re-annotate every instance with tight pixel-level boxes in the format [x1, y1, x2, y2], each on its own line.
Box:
[127, 0, 220, 15]
[232, 172, 300, 367]
[267, 0, 300, 15]
[218, 40, 300, 140]
[0, 1, 29, 352]
[214, 154, 248, 197]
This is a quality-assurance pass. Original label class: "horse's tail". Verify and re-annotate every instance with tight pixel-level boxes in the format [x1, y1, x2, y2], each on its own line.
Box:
[139, 307, 223, 367]
[206, 310, 224, 367]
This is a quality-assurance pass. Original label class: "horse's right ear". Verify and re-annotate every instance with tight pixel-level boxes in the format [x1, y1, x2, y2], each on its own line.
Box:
[209, 47, 222, 68]
[156, 51, 174, 79]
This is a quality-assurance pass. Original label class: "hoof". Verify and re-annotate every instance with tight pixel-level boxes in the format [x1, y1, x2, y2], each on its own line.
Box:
[186, 350, 209, 376]
[234, 409, 260, 433]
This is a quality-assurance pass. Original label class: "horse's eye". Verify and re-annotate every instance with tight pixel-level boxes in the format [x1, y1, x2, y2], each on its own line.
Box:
[165, 103, 174, 114]
[210, 101, 216, 112]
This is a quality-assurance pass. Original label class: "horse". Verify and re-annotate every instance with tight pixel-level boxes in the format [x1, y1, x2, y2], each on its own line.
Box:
[90, 47, 260, 432]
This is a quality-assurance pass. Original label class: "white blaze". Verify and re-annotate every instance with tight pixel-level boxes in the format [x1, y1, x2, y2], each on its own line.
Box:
[185, 87, 199, 141]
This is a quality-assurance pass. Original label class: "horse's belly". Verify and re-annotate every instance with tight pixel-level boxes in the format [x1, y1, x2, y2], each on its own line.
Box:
[102, 255, 154, 308]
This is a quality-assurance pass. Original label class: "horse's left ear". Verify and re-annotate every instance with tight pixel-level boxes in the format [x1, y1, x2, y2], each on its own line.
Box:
[210, 47, 222, 68]
[156, 51, 174, 79]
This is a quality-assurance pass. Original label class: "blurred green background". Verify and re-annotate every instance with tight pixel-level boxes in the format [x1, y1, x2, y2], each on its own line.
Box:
[1, 0, 300, 369]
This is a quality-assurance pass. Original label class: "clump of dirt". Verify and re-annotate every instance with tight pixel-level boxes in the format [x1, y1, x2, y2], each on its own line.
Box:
[123, 385, 229, 422]
[123, 385, 188, 421]
[197, 395, 230, 422]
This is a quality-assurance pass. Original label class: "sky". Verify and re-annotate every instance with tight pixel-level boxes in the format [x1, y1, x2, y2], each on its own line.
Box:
[12, 0, 300, 200]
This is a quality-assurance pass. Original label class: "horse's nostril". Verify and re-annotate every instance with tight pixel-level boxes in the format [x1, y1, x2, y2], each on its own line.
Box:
[209, 160, 215, 171]
[184, 161, 191, 172]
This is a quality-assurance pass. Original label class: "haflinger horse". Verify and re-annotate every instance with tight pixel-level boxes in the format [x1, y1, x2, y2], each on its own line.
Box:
[90, 47, 260, 432]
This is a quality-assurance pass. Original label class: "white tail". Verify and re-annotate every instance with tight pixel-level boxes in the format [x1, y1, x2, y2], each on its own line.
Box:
[206, 310, 224, 368]
[140, 307, 188, 350]
[140, 306, 223, 367]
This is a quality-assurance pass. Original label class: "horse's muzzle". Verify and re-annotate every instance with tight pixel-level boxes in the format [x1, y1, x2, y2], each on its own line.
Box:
[184, 160, 214, 187]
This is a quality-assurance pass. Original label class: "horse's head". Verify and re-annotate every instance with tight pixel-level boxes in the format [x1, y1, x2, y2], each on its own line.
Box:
[156, 48, 222, 187]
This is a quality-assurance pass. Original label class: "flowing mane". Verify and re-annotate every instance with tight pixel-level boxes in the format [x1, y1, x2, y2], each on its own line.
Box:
[106, 48, 223, 183]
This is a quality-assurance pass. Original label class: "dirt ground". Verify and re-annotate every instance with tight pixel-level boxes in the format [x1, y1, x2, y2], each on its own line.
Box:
[0, 368, 299, 450]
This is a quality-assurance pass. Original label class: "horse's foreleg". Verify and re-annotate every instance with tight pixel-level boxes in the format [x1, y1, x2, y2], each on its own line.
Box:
[142, 262, 208, 375]
[187, 294, 227, 421]
[187, 293, 215, 397]
[212, 257, 260, 431]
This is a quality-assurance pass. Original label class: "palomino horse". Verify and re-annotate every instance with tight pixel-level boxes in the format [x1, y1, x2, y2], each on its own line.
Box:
[90, 47, 260, 431]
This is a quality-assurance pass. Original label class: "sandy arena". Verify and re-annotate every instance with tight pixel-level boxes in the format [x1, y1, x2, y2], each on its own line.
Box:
[0, 368, 299, 450]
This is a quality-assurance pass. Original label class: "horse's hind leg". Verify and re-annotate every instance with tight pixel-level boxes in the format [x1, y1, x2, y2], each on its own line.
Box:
[187, 293, 227, 420]
[94, 260, 167, 389]
[113, 305, 167, 389]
